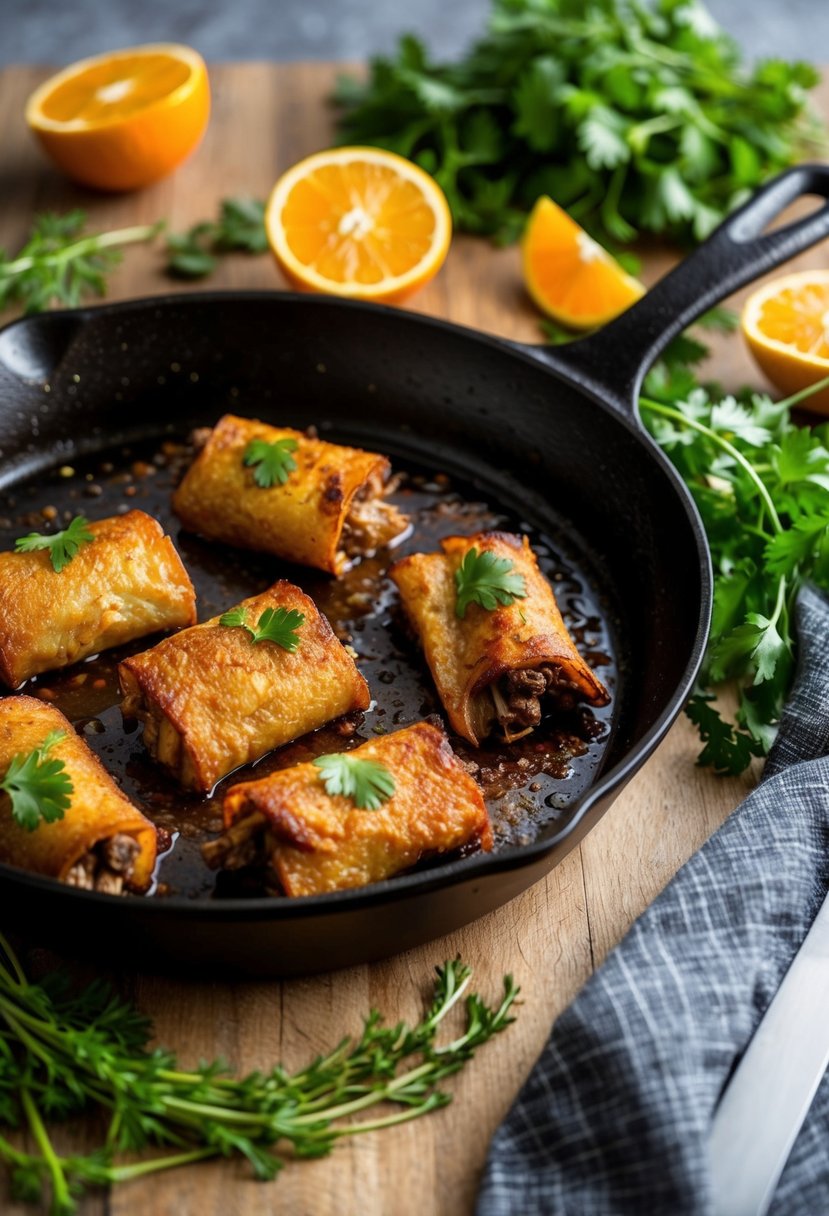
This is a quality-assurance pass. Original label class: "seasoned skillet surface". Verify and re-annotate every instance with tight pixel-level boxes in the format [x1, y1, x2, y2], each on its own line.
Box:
[0, 430, 618, 899]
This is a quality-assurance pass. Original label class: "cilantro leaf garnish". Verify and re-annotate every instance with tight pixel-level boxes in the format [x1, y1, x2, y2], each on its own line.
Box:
[14, 515, 94, 572]
[1, 729, 73, 832]
[220, 605, 305, 651]
[312, 752, 396, 810]
[243, 438, 299, 488]
[454, 547, 527, 618]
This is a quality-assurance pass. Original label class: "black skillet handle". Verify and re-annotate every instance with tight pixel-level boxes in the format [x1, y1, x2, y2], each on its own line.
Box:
[522, 163, 829, 415]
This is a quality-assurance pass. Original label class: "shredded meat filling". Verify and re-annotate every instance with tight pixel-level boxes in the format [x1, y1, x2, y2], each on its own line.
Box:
[492, 665, 581, 739]
[341, 474, 408, 557]
[201, 812, 267, 871]
[64, 832, 141, 894]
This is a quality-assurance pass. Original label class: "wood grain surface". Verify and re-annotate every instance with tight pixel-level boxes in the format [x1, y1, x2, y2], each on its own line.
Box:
[1, 61, 827, 1216]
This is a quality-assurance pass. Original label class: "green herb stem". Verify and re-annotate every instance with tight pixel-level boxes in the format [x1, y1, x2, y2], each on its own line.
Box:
[20, 1088, 73, 1216]
[0, 224, 162, 281]
[639, 397, 784, 533]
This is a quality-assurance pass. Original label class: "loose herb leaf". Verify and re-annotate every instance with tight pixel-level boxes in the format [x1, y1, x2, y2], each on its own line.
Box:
[165, 198, 268, 278]
[454, 547, 527, 618]
[243, 437, 299, 488]
[0, 212, 162, 314]
[0, 936, 516, 1212]
[333, 0, 825, 247]
[0, 730, 73, 832]
[313, 752, 396, 809]
[219, 606, 305, 652]
[14, 515, 94, 572]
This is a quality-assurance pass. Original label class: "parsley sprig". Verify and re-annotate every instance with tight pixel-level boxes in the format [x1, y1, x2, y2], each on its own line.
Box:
[243, 437, 300, 488]
[165, 198, 268, 278]
[334, 0, 825, 246]
[14, 516, 94, 573]
[454, 547, 527, 618]
[0, 938, 517, 1213]
[0, 731, 73, 832]
[313, 752, 396, 810]
[219, 605, 305, 652]
[0, 211, 161, 314]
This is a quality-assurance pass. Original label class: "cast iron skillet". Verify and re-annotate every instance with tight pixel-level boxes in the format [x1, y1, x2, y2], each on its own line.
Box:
[0, 165, 828, 977]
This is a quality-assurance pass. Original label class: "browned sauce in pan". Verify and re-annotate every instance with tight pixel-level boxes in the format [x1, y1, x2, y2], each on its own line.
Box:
[0, 435, 617, 898]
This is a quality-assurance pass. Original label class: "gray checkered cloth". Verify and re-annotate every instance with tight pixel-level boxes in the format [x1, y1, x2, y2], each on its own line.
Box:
[477, 584, 829, 1216]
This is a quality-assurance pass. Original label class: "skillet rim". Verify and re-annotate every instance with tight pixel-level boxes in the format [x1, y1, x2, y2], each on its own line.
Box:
[0, 290, 713, 916]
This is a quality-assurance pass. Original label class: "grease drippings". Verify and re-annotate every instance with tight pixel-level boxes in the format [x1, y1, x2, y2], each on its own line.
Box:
[0, 435, 617, 898]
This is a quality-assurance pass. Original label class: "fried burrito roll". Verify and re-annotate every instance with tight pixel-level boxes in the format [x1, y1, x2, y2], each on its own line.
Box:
[203, 721, 492, 896]
[119, 581, 371, 791]
[0, 697, 157, 891]
[172, 414, 409, 574]
[0, 509, 196, 688]
[390, 531, 610, 746]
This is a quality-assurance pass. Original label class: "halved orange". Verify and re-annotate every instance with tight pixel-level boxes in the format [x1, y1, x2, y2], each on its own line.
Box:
[742, 271, 829, 413]
[265, 147, 452, 303]
[25, 44, 210, 191]
[522, 196, 645, 329]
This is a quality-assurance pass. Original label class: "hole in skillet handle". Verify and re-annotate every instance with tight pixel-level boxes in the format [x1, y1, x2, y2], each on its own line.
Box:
[511, 163, 829, 415]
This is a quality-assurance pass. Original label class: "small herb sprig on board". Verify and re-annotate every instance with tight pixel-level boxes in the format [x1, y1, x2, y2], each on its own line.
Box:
[0, 732, 72, 832]
[0, 936, 518, 1214]
[313, 753, 396, 809]
[219, 606, 306, 652]
[333, 0, 825, 246]
[165, 197, 268, 278]
[14, 516, 94, 572]
[0, 212, 161, 314]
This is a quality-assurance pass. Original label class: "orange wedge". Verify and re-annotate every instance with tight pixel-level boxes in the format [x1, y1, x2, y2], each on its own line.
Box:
[25, 44, 210, 191]
[742, 271, 829, 413]
[522, 196, 645, 329]
[265, 147, 452, 303]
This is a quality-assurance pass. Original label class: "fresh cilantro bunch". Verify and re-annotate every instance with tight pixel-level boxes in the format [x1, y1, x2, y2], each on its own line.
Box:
[0, 935, 517, 1213]
[334, 0, 824, 245]
[640, 340, 829, 774]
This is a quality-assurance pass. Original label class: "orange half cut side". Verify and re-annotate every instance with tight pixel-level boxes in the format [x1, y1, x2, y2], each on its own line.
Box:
[266, 147, 452, 304]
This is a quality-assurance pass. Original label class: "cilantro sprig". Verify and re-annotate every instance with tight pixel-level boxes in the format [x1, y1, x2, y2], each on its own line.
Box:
[313, 752, 396, 809]
[638, 334, 829, 774]
[14, 516, 94, 573]
[243, 437, 299, 488]
[333, 0, 825, 246]
[165, 198, 268, 278]
[220, 605, 305, 652]
[0, 938, 518, 1214]
[454, 547, 527, 618]
[0, 730, 73, 832]
[0, 211, 161, 314]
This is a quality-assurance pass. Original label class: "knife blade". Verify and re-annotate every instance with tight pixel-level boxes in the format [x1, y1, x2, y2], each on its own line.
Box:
[708, 888, 829, 1216]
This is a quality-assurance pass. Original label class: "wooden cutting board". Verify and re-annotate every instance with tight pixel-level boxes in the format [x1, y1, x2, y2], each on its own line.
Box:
[1, 60, 826, 1216]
